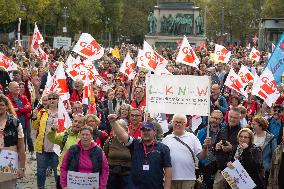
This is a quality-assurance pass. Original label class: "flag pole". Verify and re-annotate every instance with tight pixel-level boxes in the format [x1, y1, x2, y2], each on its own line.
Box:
[207, 76, 212, 138]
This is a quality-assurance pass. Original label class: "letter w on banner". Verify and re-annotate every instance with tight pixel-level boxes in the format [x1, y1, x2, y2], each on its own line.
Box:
[31, 23, 44, 53]
[225, 68, 247, 97]
[249, 47, 260, 62]
[120, 52, 136, 80]
[43, 62, 70, 101]
[0, 53, 17, 71]
[176, 36, 200, 68]
[143, 41, 168, 71]
[252, 68, 280, 107]
[213, 44, 231, 63]
[72, 33, 104, 61]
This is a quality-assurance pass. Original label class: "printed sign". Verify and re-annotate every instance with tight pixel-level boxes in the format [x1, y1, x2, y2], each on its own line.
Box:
[0, 146, 19, 182]
[53, 37, 72, 50]
[146, 75, 210, 116]
[67, 171, 99, 189]
[222, 160, 256, 189]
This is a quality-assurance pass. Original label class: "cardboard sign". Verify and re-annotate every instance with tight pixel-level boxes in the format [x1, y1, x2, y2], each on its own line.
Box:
[67, 171, 99, 189]
[222, 160, 256, 189]
[0, 146, 18, 182]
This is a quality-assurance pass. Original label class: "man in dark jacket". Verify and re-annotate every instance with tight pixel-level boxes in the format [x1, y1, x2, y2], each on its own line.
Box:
[213, 107, 242, 189]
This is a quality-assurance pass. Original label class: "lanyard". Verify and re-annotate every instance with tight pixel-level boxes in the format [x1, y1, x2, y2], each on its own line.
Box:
[143, 142, 155, 164]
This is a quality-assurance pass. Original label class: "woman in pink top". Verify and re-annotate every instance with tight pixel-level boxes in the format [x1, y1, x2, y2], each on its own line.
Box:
[60, 126, 109, 189]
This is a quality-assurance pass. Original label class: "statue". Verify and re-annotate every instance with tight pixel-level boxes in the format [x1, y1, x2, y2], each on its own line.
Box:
[148, 12, 157, 34]
[160, 15, 167, 33]
[185, 15, 193, 35]
[195, 15, 204, 34]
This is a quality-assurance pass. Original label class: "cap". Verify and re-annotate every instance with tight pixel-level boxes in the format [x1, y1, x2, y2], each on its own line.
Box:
[141, 122, 155, 130]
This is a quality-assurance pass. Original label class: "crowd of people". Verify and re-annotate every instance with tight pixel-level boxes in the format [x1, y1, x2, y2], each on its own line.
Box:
[0, 41, 283, 189]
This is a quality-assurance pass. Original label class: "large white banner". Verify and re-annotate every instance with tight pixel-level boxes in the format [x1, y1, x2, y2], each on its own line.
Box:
[146, 75, 210, 116]
[67, 171, 99, 189]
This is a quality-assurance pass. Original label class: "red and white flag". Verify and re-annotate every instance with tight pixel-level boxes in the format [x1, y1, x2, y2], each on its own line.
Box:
[66, 57, 99, 81]
[272, 43, 275, 52]
[38, 47, 48, 62]
[252, 68, 280, 107]
[154, 66, 172, 76]
[253, 35, 258, 45]
[213, 44, 231, 63]
[202, 42, 207, 51]
[120, 52, 136, 80]
[238, 65, 255, 87]
[225, 68, 246, 96]
[31, 23, 44, 53]
[43, 62, 70, 101]
[249, 47, 260, 62]
[143, 41, 168, 71]
[82, 76, 91, 105]
[137, 49, 150, 70]
[58, 99, 72, 132]
[0, 53, 17, 71]
[72, 33, 104, 61]
[246, 43, 251, 50]
[176, 36, 200, 68]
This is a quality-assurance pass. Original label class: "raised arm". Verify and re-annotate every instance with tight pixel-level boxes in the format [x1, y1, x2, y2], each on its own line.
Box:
[108, 114, 129, 144]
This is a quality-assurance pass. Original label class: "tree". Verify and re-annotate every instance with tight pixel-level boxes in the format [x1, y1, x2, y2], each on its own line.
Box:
[261, 0, 284, 18]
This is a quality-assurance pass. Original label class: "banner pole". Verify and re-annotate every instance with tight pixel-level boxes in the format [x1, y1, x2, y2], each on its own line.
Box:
[207, 76, 211, 138]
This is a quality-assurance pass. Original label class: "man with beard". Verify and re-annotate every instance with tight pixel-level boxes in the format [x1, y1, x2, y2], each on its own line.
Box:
[198, 110, 224, 189]
[108, 114, 172, 189]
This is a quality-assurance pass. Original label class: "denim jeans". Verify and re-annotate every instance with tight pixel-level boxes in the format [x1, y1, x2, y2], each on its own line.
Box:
[107, 174, 134, 189]
[36, 152, 58, 189]
[23, 120, 34, 152]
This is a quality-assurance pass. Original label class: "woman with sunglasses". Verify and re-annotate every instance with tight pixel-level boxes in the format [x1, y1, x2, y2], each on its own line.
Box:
[226, 128, 265, 189]
[32, 92, 60, 189]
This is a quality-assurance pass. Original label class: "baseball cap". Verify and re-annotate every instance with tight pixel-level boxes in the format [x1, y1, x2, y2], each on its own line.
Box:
[141, 122, 155, 131]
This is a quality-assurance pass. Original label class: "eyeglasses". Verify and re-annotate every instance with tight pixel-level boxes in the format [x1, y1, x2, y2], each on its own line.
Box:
[135, 91, 143, 94]
[239, 135, 250, 139]
[173, 121, 185, 124]
[48, 97, 58, 100]
[131, 114, 141, 117]
[141, 128, 152, 132]
[273, 109, 282, 114]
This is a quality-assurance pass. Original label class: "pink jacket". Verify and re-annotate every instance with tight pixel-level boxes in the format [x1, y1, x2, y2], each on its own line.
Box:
[60, 141, 109, 189]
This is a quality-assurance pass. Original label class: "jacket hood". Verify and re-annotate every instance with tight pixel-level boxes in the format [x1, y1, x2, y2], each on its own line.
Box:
[77, 140, 97, 150]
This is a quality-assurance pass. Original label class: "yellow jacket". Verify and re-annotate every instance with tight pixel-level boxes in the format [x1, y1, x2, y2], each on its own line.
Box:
[32, 109, 49, 153]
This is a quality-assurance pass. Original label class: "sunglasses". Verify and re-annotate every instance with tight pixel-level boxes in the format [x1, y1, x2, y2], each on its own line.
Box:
[140, 128, 152, 132]
[48, 97, 58, 100]
[273, 109, 282, 114]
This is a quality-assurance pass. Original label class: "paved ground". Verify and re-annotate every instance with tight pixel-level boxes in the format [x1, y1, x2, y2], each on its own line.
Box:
[18, 156, 56, 189]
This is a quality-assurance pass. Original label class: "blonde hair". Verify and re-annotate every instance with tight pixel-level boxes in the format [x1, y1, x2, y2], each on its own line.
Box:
[237, 128, 254, 145]
[0, 94, 17, 116]
[85, 114, 101, 125]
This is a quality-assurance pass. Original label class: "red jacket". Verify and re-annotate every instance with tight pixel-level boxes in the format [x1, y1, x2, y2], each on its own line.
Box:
[130, 98, 146, 111]
[70, 89, 83, 107]
[7, 93, 31, 128]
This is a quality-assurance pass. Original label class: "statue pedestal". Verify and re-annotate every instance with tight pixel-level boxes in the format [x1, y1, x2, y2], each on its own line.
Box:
[145, 1, 206, 49]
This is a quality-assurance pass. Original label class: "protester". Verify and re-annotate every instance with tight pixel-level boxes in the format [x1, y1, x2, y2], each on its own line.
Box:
[0, 94, 26, 188]
[163, 114, 211, 189]
[130, 86, 146, 111]
[108, 114, 172, 189]
[32, 91, 60, 189]
[60, 126, 109, 189]
[213, 107, 242, 189]
[103, 119, 134, 189]
[210, 84, 228, 114]
[69, 79, 84, 107]
[226, 128, 265, 189]
[267, 105, 284, 145]
[47, 114, 85, 189]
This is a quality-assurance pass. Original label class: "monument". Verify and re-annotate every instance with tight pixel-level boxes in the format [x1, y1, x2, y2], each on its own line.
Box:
[145, 0, 206, 49]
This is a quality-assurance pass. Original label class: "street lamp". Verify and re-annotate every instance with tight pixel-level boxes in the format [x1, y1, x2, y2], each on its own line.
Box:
[62, 7, 68, 35]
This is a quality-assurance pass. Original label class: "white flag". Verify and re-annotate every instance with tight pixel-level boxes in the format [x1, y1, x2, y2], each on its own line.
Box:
[213, 44, 231, 63]
[120, 53, 136, 80]
[72, 33, 104, 61]
[225, 68, 247, 97]
[176, 36, 200, 68]
[249, 47, 260, 62]
[31, 23, 44, 53]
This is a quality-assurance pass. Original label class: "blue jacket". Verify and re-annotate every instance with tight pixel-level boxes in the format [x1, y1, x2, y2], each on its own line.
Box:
[268, 117, 283, 145]
[258, 132, 277, 172]
[210, 95, 228, 114]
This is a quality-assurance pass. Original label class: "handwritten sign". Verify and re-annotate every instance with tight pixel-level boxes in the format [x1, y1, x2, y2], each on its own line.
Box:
[221, 160, 256, 189]
[67, 171, 99, 189]
[146, 75, 210, 116]
[0, 147, 18, 182]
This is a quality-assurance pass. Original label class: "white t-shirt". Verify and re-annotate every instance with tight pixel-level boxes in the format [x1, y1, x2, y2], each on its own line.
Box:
[254, 132, 266, 147]
[162, 132, 202, 180]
